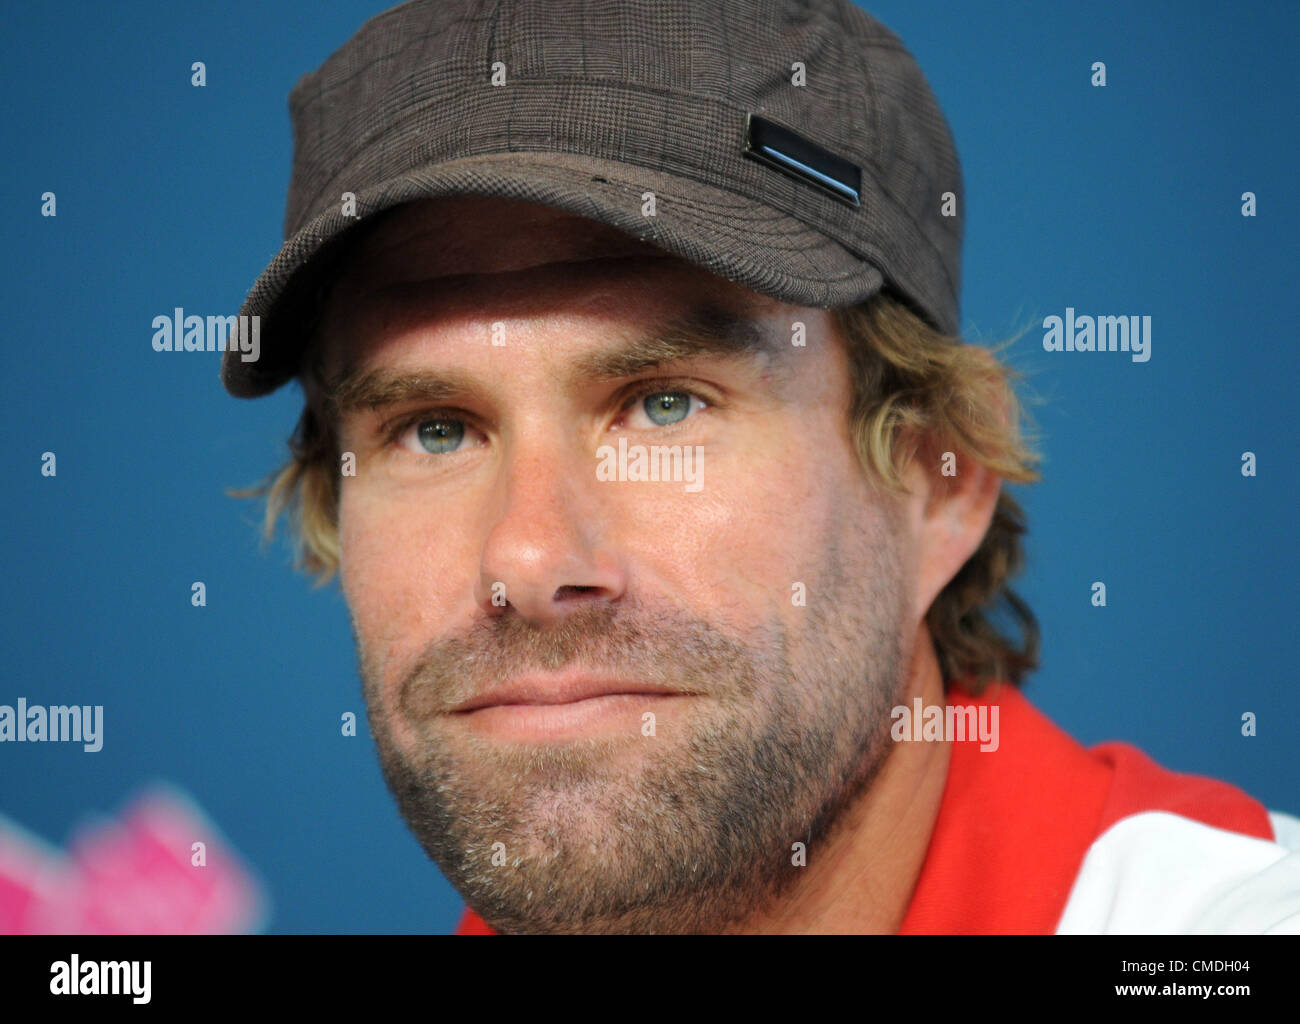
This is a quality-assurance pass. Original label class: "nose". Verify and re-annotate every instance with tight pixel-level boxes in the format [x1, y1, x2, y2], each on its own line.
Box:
[475, 437, 626, 626]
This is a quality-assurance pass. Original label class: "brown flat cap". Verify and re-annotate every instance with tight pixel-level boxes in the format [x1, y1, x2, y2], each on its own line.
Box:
[222, 0, 963, 397]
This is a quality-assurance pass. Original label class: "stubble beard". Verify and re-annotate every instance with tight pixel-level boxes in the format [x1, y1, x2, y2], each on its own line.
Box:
[357, 517, 908, 934]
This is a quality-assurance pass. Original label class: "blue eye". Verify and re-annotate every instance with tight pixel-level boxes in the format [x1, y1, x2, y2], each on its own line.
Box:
[413, 418, 465, 453]
[392, 413, 485, 457]
[643, 391, 693, 426]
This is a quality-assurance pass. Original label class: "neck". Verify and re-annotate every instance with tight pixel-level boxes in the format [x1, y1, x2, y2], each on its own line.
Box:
[725, 626, 952, 933]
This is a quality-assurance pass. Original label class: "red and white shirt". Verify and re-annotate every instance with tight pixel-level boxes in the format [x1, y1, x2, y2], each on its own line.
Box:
[456, 682, 1300, 934]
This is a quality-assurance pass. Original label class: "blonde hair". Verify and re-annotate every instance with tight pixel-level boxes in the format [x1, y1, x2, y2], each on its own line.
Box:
[234, 289, 1043, 694]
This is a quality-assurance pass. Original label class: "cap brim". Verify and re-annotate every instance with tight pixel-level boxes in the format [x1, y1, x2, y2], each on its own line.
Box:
[221, 149, 883, 397]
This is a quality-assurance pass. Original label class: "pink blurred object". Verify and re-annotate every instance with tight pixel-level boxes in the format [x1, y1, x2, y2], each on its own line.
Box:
[0, 784, 267, 934]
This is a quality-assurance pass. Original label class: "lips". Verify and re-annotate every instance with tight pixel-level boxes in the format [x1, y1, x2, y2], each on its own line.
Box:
[449, 675, 692, 713]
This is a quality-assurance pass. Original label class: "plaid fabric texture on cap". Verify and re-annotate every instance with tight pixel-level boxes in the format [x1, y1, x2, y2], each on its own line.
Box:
[224, 0, 963, 396]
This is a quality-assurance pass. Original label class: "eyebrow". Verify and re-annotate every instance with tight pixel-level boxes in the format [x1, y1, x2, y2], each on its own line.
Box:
[327, 301, 784, 418]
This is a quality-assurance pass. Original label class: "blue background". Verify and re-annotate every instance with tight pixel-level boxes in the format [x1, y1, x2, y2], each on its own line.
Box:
[1, 0, 1295, 933]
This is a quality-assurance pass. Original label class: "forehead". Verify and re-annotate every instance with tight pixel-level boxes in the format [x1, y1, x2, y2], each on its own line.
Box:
[318, 196, 784, 365]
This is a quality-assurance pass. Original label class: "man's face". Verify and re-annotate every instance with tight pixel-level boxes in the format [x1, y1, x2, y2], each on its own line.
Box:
[322, 195, 921, 933]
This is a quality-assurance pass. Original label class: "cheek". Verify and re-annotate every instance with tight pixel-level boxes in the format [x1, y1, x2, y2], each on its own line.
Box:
[629, 430, 849, 627]
[338, 483, 460, 696]
[686, 422, 893, 631]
